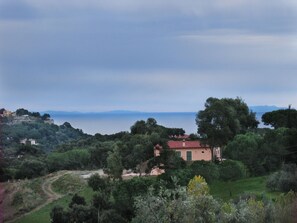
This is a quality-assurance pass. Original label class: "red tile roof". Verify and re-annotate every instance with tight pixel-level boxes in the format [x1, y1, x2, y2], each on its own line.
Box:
[168, 140, 209, 149]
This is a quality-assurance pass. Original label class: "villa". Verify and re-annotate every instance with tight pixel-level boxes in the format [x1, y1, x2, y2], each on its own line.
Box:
[154, 139, 221, 161]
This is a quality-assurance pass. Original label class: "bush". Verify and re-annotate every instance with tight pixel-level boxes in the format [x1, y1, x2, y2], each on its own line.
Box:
[88, 174, 107, 192]
[219, 160, 248, 181]
[190, 161, 219, 183]
[158, 161, 220, 187]
[15, 159, 47, 179]
[266, 164, 297, 192]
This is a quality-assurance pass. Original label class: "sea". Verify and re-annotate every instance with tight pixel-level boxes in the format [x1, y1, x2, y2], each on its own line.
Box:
[50, 112, 198, 135]
[49, 111, 266, 136]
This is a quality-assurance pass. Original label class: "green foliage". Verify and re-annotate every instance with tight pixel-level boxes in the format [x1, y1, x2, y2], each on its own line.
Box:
[46, 149, 91, 172]
[121, 134, 154, 172]
[2, 121, 88, 153]
[196, 97, 258, 148]
[112, 177, 156, 220]
[158, 161, 218, 187]
[15, 159, 47, 179]
[187, 175, 209, 196]
[12, 191, 23, 206]
[273, 191, 297, 223]
[106, 145, 123, 180]
[52, 174, 85, 194]
[89, 141, 114, 168]
[87, 174, 107, 192]
[210, 176, 281, 201]
[50, 206, 69, 223]
[262, 108, 297, 128]
[266, 164, 297, 192]
[190, 161, 219, 183]
[92, 192, 111, 210]
[132, 184, 220, 223]
[219, 160, 248, 181]
[16, 108, 30, 116]
[130, 118, 185, 137]
[69, 194, 86, 208]
[225, 131, 287, 176]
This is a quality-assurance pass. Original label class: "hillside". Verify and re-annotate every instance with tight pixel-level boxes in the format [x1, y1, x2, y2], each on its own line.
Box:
[1, 108, 90, 154]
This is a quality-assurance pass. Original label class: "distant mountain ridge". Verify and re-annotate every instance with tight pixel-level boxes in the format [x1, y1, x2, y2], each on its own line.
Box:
[44, 105, 286, 116]
[249, 105, 287, 113]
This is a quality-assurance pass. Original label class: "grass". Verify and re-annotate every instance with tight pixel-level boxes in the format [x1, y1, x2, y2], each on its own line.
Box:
[52, 174, 86, 194]
[15, 174, 95, 223]
[210, 176, 281, 201]
[11, 178, 46, 213]
[14, 194, 72, 223]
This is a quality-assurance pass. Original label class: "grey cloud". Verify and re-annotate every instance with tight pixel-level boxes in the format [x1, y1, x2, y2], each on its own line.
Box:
[1, 1, 297, 112]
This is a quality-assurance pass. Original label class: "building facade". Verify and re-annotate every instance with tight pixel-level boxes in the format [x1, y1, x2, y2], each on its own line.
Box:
[154, 140, 221, 161]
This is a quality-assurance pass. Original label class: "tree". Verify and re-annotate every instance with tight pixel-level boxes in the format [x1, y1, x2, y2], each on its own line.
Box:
[146, 118, 157, 134]
[88, 174, 107, 192]
[130, 120, 147, 135]
[196, 97, 258, 159]
[69, 194, 86, 208]
[219, 160, 248, 181]
[50, 206, 69, 223]
[262, 108, 297, 129]
[15, 159, 47, 179]
[224, 132, 264, 175]
[16, 108, 30, 116]
[107, 145, 123, 180]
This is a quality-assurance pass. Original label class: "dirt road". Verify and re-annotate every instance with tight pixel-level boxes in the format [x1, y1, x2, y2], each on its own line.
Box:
[5, 171, 68, 223]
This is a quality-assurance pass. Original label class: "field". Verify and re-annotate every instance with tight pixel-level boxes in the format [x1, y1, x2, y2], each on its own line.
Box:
[210, 176, 281, 201]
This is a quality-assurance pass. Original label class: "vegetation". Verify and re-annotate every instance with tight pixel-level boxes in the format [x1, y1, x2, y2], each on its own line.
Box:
[262, 108, 297, 128]
[52, 174, 86, 194]
[266, 164, 297, 192]
[3, 100, 297, 222]
[196, 97, 258, 150]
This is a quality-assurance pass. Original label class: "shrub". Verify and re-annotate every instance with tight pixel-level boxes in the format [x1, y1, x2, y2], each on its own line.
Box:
[219, 160, 248, 181]
[187, 175, 209, 196]
[190, 161, 219, 183]
[266, 164, 297, 192]
[88, 174, 106, 192]
[15, 159, 47, 179]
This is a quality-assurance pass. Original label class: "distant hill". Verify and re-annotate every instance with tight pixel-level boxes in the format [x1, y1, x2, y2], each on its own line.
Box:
[1, 108, 90, 153]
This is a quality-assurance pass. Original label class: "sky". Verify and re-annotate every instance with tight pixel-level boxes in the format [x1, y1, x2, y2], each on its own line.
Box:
[1, 0, 297, 112]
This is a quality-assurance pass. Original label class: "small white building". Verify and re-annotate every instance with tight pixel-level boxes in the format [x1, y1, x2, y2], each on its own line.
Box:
[20, 138, 38, 146]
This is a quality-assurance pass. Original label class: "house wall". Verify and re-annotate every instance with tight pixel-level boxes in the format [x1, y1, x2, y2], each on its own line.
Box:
[175, 148, 212, 161]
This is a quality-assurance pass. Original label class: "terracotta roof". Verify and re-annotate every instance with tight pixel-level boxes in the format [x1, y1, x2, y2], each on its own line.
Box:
[167, 140, 209, 149]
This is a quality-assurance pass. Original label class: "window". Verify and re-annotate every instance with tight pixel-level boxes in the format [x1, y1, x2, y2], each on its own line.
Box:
[186, 151, 192, 161]
[176, 151, 181, 157]
[202, 151, 205, 153]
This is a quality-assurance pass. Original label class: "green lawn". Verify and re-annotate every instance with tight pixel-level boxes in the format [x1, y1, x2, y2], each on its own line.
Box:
[210, 176, 280, 201]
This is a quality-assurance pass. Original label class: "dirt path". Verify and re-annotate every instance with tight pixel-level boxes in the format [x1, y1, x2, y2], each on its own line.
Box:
[6, 171, 68, 223]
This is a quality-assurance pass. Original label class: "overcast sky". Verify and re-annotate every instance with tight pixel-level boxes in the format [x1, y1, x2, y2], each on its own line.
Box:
[1, 0, 297, 112]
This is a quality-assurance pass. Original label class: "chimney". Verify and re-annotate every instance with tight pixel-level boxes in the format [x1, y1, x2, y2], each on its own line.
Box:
[182, 139, 185, 147]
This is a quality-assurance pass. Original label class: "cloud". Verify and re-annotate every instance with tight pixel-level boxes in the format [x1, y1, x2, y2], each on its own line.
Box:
[1, 0, 297, 112]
